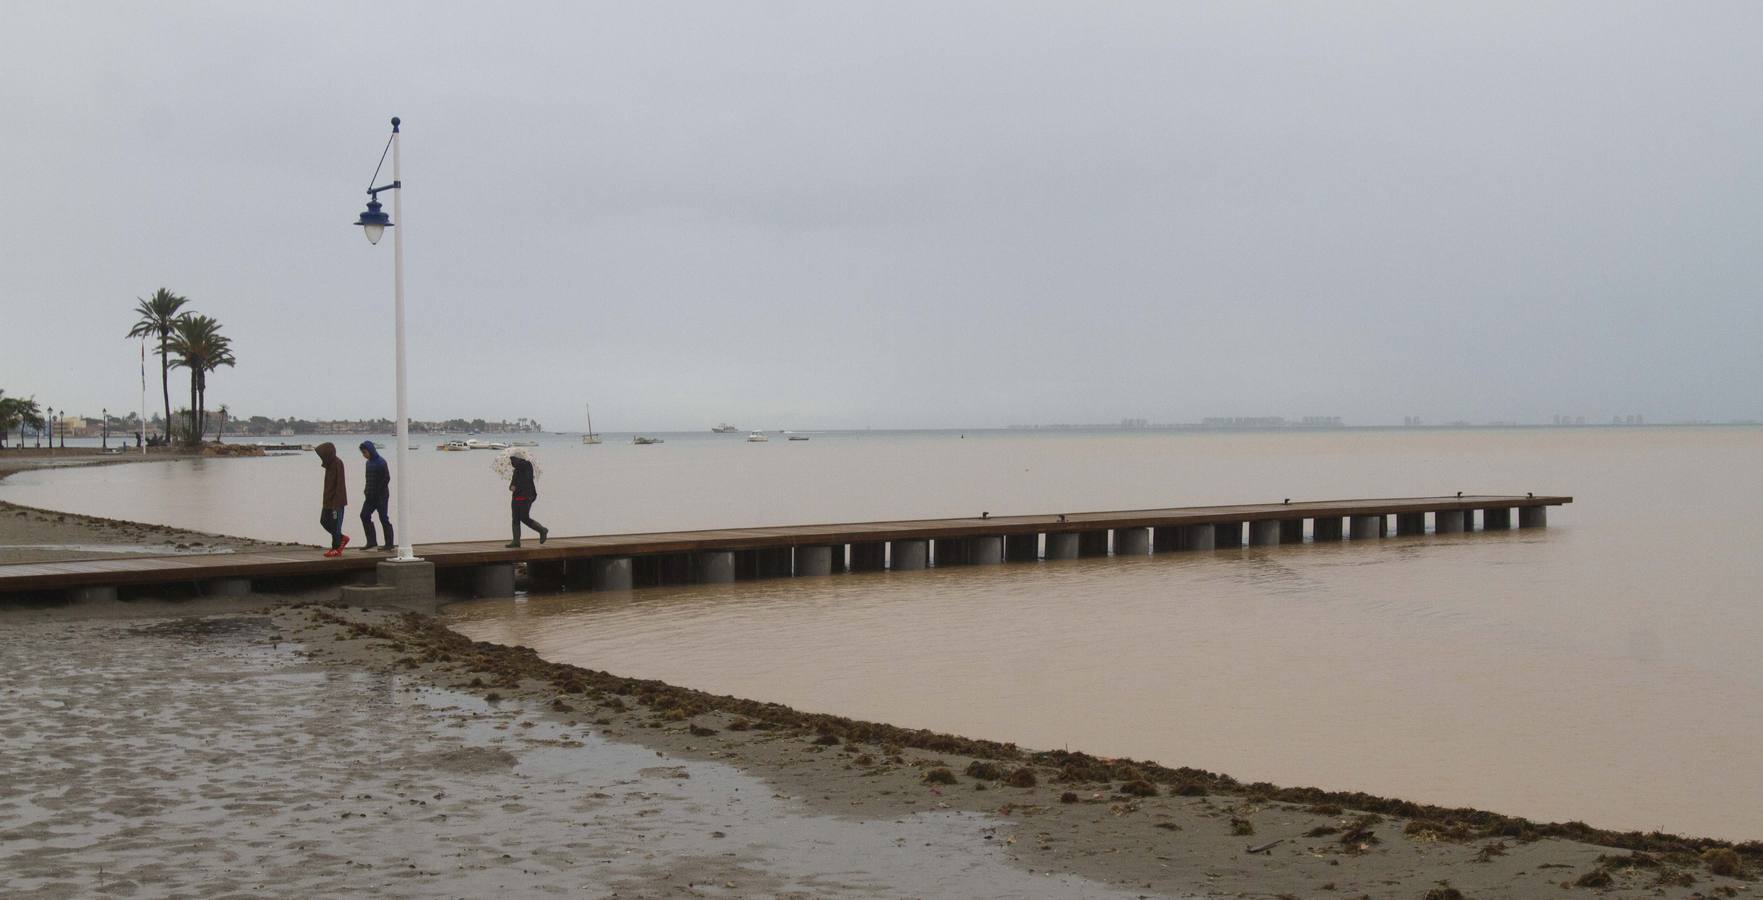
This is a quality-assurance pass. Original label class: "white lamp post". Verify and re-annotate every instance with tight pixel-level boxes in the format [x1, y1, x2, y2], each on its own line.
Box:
[354, 116, 418, 562]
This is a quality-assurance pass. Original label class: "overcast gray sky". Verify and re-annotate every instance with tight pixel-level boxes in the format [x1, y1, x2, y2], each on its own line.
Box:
[3, 1, 1758, 431]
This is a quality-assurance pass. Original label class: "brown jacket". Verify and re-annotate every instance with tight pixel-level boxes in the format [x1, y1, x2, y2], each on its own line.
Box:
[316, 442, 347, 509]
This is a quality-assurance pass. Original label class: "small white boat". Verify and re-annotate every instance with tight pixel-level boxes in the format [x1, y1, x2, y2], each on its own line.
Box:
[437, 440, 471, 452]
[747, 431, 769, 442]
[787, 434, 809, 441]
[464, 439, 507, 451]
[633, 435, 663, 445]
[712, 423, 739, 433]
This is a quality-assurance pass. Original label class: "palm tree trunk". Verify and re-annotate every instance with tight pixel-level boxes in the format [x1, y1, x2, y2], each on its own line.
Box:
[159, 334, 172, 444]
[189, 373, 199, 445]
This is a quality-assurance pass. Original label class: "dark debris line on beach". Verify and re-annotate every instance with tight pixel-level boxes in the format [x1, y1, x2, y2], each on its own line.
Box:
[308, 605, 1761, 876]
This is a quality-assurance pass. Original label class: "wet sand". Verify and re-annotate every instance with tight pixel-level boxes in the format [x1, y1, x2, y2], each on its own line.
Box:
[2, 598, 1752, 899]
[1, 450, 301, 564]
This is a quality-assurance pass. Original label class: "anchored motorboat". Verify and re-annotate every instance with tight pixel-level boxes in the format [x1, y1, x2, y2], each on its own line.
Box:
[633, 436, 663, 445]
[746, 431, 769, 442]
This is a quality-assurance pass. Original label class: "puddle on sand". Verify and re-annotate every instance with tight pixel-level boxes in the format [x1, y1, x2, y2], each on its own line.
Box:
[398, 686, 1163, 898]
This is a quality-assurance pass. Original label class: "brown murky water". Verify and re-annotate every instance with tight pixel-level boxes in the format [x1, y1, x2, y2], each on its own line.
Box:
[9, 427, 1762, 837]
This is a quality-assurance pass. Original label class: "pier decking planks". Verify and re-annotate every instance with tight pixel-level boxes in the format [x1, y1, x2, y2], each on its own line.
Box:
[0, 494, 1570, 593]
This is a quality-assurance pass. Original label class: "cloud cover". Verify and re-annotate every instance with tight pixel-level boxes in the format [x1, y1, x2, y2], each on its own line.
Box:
[2, 1, 1758, 429]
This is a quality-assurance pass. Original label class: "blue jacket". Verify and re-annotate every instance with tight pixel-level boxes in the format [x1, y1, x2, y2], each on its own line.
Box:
[360, 442, 390, 501]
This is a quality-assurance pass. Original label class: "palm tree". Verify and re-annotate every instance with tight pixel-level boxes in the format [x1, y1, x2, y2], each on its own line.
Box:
[166, 315, 235, 444]
[125, 288, 189, 443]
[2, 396, 44, 449]
[0, 392, 17, 448]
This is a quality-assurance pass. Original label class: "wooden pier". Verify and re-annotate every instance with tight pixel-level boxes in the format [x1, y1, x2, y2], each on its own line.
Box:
[0, 495, 1569, 605]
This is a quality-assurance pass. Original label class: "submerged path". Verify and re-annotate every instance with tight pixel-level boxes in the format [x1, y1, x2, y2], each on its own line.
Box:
[0, 494, 1568, 596]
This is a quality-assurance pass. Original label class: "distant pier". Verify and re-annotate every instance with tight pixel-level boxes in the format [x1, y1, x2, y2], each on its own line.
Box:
[0, 495, 1570, 608]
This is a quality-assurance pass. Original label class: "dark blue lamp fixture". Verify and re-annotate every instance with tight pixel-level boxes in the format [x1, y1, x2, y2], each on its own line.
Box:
[354, 117, 401, 245]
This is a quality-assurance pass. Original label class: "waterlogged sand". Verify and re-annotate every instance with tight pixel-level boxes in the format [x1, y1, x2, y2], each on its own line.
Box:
[0, 501, 302, 564]
[0, 452, 300, 564]
[3, 600, 1754, 899]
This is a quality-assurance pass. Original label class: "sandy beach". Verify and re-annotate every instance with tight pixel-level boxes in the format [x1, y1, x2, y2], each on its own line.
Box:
[2, 594, 1755, 898]
[0, 450, 303, 564]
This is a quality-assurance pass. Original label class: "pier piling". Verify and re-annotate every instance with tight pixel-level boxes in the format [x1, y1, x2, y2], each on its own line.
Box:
[694, 551, 737, 583]
[795, 545, 835, 576]
[1113, 527, 1151, 555]
[1519, 506, 1548, 528]
[1043, 533, 1079, 560]
[473, 563, 516, 598]
[890, 539, 928, 570]
[1349, 515, 1383, 540]
[1248, 520, 1282, 546]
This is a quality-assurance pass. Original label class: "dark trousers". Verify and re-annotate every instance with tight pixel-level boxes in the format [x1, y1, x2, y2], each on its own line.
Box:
[319, 507, 346, 549]
[512, 497, 545, 542]
[360, 494, 392, 547]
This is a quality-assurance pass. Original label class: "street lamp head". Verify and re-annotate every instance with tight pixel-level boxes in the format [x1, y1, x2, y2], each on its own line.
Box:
[355, 197, 393, 245]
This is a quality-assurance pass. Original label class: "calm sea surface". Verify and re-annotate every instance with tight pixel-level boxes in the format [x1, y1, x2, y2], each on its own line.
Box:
[7, 427, 1761, 838]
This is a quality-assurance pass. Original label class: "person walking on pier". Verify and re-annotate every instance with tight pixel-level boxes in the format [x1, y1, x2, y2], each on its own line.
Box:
[358, 440, 392, 551]
[315, 442, 349, 557]
[505, 447, 548, 548]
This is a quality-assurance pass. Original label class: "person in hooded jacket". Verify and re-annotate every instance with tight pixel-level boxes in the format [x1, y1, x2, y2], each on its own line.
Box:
[315, 442, 350, 557]
[506, 448, 548, 548]
[358, 440, 393, 551]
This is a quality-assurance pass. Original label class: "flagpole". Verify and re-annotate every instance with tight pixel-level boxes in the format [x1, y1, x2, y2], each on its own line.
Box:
[140, 338, 148, 455]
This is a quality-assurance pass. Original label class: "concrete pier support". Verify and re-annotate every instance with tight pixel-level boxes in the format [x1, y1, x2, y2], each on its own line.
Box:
[587, 557, 633, 591]
[1348, 515, 1383, 540]
[345, 559, 438, 611]
[1279, 519, 1304, 544]
[849, 542, 887, 571]
[1483, 508, 1513, 530]
[1396, 512, 1428, 536]
[890, 539, 928, 570]
[203, 577, 253, 597]
[68, 585, 118, 603]
[1151, 527, 1177, 552]
[1313, 517, 1344, 542]
[1248, 520, 1282, 546]
[966, 535, 1004, 565]
[1173, 524, 1215, 551]
[1435, 509, 1466, 534]
[1112, 527, 1151, 556]
[1519, 506, 1548, 528]
[1043, 533, 1079, 560]
[1078, 530, 1110, 557]
[1214, 522, 1244, 548]
[1004, 533, 1040, 562]
[794, 545, 835, 576]
[473, 563, 516, 598]
[694, 551, 736, 583]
